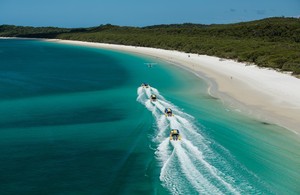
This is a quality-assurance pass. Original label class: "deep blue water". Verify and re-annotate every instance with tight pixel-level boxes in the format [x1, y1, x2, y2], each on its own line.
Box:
[0, 39, 299, 194]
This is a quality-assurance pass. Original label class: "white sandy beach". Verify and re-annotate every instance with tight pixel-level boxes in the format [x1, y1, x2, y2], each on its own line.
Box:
[50, 39, 300, 134]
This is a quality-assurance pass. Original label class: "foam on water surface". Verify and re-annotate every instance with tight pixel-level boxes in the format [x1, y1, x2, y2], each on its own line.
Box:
[137, 86, 272, 194]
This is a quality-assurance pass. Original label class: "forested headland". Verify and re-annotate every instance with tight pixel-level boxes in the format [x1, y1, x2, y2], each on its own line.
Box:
[1, 17, 300, 75]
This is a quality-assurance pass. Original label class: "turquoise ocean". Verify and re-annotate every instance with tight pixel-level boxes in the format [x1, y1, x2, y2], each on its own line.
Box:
[0, 39, 299, 194]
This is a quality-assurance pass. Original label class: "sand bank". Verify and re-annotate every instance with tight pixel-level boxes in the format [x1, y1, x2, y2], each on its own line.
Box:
[50, 39, 300, 134]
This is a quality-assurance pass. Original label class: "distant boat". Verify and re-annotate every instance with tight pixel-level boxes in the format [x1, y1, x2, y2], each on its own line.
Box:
[170, 129, 181, 141]
[164, 108, 174, 117]
[141, 82, 150, 88]
[144, 62, 157, 68]
[150, 94, 157, 102]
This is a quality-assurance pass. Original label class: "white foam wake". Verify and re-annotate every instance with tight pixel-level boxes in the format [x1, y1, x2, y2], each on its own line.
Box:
[137, 86, 262, 194]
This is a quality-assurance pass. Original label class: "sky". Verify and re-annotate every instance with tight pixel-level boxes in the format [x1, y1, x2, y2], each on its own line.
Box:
[0, 0, 299, 27]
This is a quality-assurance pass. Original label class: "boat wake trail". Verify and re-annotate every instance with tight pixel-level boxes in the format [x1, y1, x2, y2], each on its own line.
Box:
[137, 86, 270, 194]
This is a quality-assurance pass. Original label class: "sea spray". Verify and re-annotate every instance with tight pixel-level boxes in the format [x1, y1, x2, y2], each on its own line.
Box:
[137, 85, 270, 194]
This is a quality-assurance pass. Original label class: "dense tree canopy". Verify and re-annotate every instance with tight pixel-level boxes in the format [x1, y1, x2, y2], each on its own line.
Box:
[1, 17, 300, 75]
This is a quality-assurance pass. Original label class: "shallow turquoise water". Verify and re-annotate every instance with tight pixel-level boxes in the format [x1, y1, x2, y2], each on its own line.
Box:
[0, 39, 299, 194]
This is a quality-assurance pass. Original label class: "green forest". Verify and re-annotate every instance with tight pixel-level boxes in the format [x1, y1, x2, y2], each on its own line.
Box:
[1, 17, 300, 75]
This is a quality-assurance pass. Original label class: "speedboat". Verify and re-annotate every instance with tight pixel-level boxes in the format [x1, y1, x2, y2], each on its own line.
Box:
[141, 83, 150, 88]
[164, 108, 174, 117]
[150, 94, 157, 102]
[170, 129, 181, 141]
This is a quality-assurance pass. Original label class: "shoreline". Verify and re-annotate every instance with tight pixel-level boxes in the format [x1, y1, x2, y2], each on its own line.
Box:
[51, 39, 300, 135]
[5, 38, 300, 134]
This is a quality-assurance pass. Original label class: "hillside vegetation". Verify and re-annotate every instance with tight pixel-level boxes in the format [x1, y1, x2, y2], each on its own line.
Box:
[1, 17, 300, 75]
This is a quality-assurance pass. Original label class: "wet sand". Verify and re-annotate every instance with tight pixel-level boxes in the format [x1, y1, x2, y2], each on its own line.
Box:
[51, 39, 300, 135]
